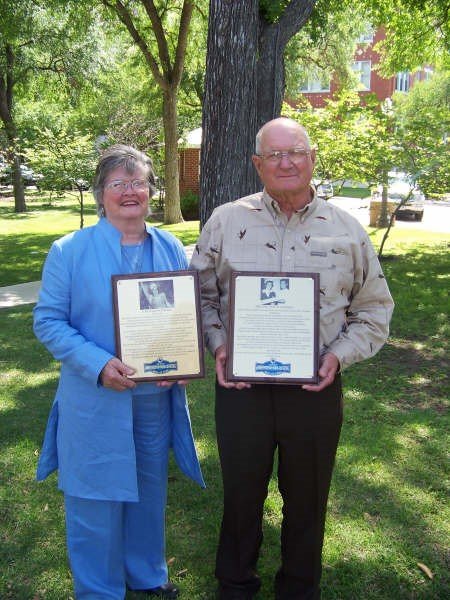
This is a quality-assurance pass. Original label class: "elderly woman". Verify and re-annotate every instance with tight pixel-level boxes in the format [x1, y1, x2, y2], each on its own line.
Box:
[34, 145, 204, 600]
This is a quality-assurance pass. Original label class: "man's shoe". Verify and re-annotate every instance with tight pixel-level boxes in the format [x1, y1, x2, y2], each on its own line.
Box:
[130, 582, 179, 598]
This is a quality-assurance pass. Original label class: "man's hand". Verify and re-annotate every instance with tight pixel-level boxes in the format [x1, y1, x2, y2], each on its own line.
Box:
[215, 344, 251, 390]
[100, 357, 137, 391]
[302, 352, 340, 392]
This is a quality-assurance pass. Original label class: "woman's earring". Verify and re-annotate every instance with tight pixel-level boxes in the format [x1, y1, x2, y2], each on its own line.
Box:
[100, 205, 105, 217]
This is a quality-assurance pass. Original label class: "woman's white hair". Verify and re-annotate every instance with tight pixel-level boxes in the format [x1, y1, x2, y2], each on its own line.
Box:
[92, 144, 157, 216]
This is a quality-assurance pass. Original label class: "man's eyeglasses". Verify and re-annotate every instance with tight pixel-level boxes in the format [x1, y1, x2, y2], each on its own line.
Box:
[258, 148, 311, 164]
[104, 179, 149, 193]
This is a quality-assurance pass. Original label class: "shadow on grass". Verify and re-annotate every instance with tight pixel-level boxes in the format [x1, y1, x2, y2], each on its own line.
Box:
[0, 232, 65, 286]
[322, 556, 438, 600]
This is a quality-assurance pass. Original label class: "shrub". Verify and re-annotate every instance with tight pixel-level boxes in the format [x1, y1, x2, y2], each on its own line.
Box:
[180, 190, 199, 220]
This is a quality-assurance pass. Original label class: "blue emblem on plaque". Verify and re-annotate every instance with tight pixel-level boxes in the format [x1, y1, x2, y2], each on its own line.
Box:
[255, 359, 291, 375]
[144, 358, 178, 374]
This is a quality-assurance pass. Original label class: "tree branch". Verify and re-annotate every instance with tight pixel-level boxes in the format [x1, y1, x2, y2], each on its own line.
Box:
[276, 0, 318, 48]
[171, 1, 194, 87]
[192, 1, 207, 20]
[141, 0, 172, 76]
[6, 44, 14, 113]
[102, 0, 167, 90]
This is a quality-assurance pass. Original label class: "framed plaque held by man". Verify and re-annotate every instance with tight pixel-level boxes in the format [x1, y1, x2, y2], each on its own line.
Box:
[227, 271, 320, 384]
[112, 270, 205, 381]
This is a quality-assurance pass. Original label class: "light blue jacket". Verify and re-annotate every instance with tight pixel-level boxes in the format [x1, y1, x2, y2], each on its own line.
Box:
[34, 218, 205, 500]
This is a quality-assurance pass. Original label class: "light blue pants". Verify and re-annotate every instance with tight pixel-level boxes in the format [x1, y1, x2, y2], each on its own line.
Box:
[64, 392, 171, 599]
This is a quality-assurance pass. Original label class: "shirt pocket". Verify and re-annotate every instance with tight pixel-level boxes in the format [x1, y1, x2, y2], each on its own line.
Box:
[294, 237, 354, 299]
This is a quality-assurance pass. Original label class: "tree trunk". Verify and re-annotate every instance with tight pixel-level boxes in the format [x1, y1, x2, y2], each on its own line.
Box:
[12, 152, 26, 212]
[78, 187, 85, 229]
[378, 181, 389, 227]
[200, 0, 317, 226]
[0, 45, 26, 213]
[378, 190, 412, 258]
[257, 0, 316, 127]
[378, 206, 396, 258]
[256, 25, 286, 130]
[162, 88, 183, 224]
[0, 115, 26, 212]
[100, 0, 194, 225]
[200, 0, 260, 227]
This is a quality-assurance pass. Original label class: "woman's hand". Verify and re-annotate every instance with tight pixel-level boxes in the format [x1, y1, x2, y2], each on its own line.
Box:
[100, 358, 137, 391]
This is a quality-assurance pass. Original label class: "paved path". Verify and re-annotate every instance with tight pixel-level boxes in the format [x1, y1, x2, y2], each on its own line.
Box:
[0, 280, 41, 308]
[329, 196, 450, 233]
[0, 244, 196, 309]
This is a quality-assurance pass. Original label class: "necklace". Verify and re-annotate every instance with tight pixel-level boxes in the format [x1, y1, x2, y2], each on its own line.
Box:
[121, 241, 145, 274]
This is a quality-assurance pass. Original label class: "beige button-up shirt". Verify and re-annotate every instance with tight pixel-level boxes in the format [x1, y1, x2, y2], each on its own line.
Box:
[190, 189, 394, 370]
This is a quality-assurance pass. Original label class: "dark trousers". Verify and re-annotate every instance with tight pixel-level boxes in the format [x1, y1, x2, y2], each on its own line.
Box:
[215, 377, 343, 600]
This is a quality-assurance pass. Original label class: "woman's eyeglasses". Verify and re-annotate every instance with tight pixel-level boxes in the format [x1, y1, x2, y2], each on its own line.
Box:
[104, 179, 149, 192]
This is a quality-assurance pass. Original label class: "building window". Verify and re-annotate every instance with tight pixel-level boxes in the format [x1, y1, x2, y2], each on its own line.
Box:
[352, 60, 371, 90]
[395, 71, 410, 92]
[299, 73, 331, 93]
[358, 27, 374, 44]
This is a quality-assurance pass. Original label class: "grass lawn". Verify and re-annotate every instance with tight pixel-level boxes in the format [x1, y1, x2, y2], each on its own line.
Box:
[0, 192, 200, 286]
[335, 186, 372, 199]
[1, 191, 449, 599]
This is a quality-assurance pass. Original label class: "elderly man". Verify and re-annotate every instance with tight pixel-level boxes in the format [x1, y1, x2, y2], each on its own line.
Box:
[190, 117, 394, 600]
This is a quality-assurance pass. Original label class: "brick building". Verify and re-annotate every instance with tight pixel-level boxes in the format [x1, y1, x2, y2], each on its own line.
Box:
[178, 127, 201, 196]
[299, 27, 432, 108]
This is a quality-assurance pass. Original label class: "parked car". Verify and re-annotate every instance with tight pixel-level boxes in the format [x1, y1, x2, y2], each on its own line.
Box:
[0, 158, 9, 184]
[313, 178, 334, 199]
[20, 165, 43, 187]
[0, 163, 43, 187]
[373, 171, 425, 221]
[73, 179, 90, 191]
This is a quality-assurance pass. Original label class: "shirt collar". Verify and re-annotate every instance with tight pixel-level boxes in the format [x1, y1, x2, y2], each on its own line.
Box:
[262, 185, 318, 219]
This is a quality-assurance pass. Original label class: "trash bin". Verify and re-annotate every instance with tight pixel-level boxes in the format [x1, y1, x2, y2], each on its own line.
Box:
[369, 200, 397, 227]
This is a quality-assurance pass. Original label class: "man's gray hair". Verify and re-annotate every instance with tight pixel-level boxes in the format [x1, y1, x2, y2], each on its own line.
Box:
[93, 144, 157, 216]
[255, 118, 312, 155]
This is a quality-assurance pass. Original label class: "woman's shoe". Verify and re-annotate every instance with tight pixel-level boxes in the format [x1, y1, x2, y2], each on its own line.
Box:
[129, 581, 179, 598]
